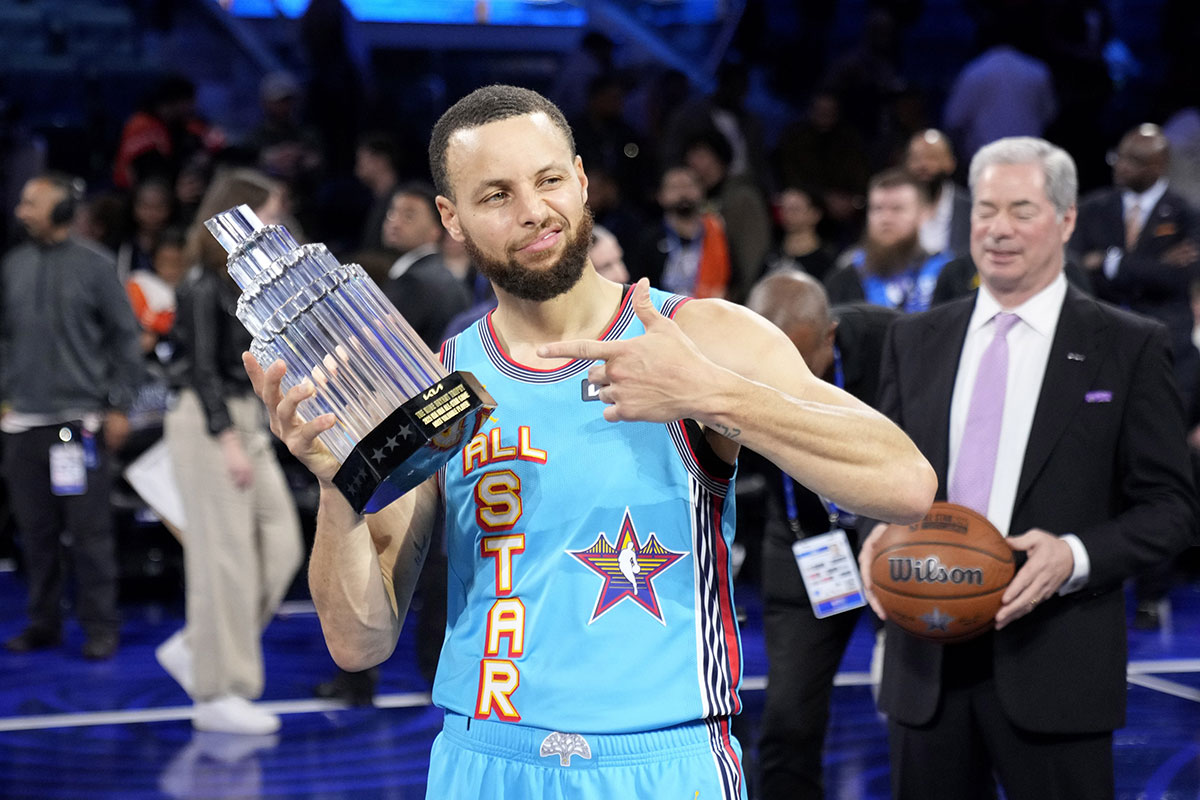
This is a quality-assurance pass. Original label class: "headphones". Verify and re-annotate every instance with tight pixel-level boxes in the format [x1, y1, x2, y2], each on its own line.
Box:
[44, 172, 86, 227]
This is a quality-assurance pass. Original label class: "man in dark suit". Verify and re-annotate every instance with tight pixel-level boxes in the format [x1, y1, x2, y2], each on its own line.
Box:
[1069, 123, 1200, 408]
[746, 270, 898, 799]
[905, 129, 972, 260]
[859, 137, 1197, 800]
[381, 181, 469, 350]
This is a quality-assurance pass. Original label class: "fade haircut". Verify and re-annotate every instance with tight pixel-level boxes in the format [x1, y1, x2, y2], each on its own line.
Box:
[969, 136, 1077, 218]
[428, 84, 575, 200]
[867, 167, 923, 197]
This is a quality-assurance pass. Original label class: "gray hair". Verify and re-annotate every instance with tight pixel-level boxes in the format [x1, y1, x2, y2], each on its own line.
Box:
[968, 137, 1077, 217]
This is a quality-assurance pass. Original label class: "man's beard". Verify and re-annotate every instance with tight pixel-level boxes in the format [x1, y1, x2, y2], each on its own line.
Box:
[864, 231, 923, 277]
[462, 207, 594, 302]
[919, 172, 949, 203]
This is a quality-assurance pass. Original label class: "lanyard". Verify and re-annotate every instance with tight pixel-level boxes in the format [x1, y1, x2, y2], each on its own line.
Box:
[784, 345, 847, 537]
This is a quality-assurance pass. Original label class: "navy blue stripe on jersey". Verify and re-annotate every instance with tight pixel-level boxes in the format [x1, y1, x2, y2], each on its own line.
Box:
[669, 421, 731, 497]
[440, 335, 457, 371]
[661, 292, 691, 320]
[476, 291, 638, 384]
[691, 478, 741, 719]
[705, 717, 744, 799]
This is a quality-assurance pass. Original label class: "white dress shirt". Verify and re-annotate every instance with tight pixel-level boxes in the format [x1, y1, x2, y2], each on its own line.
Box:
[918, 181, 955, 256]
[948, 271, 1090, 592]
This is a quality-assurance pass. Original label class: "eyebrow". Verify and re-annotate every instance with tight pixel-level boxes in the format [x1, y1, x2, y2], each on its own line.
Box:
[975, 199, 1040, 210]
[470, 162, 565, 196]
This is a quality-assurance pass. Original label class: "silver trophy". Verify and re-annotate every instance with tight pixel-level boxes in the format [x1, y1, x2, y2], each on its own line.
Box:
[206, 204, 495, 513]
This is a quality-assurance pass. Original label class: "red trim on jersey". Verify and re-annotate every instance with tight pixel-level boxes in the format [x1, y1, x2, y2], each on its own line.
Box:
[676, 419, 734, 485]
[719, 717, 744, 788]
[482, 285, 635, 372]
[710, 494, 742, 710]
[664, 295, 692, 320]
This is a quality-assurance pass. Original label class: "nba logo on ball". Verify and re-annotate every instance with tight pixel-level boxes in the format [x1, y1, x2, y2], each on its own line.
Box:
[869, 502, 1015, 642]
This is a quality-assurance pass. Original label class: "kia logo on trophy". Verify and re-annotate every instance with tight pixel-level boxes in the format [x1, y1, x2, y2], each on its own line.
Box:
[206, 204, 495, 513]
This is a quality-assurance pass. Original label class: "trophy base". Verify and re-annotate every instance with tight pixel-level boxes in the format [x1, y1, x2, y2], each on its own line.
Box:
[333, 371, 495, 513]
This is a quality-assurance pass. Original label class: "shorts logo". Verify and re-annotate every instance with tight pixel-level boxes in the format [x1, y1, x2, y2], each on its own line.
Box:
[540, 731, 591, 766]
[569, 507, 687, 624]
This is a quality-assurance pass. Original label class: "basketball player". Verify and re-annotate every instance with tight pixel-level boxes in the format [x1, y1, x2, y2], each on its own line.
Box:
[247, 85, 935, 797]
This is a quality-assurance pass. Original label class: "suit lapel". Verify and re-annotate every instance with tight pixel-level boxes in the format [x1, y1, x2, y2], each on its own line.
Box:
[912, 302, 972, 496]
[1015, 288, 1108, 508]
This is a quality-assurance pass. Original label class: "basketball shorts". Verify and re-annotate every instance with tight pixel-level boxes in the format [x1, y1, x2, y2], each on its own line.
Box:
[426, 711, 748, 799]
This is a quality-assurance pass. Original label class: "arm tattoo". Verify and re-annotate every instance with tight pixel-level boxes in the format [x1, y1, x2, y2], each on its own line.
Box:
[709, 423, 742, 440]
[410, 528, 432, 567]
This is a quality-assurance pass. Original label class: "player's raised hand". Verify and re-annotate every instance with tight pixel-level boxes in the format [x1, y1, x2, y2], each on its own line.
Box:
[536, 278, 722, 423]
[243, 352, 342, 484]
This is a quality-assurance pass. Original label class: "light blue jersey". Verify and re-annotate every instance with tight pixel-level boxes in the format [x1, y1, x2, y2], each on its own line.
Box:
[435, 285, 742, 736]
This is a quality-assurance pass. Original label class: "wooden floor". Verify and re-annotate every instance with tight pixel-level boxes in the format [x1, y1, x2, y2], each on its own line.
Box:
[1, 560, 1199, 799]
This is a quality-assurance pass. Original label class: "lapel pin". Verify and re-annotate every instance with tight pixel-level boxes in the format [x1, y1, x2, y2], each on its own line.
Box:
[1067, 352, 1085, 361]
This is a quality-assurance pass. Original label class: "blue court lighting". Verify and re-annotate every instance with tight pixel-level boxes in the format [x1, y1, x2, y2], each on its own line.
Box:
[218, 0, 718, 27]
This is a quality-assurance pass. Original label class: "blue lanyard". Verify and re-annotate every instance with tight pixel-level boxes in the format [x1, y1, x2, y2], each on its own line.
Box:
[783, 345, 846, 536]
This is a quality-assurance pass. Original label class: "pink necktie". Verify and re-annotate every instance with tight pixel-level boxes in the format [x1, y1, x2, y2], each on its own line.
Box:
[949, 312, 1021, 514]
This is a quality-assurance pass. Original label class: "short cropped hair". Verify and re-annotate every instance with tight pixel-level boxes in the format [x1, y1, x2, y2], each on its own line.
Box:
[867, 167, 923, 196]
[968, 136, 1077, 217]
[391, 180, 440, 226]
[428, 85, 575, 200]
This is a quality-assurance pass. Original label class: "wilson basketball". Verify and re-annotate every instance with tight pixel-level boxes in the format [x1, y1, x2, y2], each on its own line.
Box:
[869, 502, 1015, 642]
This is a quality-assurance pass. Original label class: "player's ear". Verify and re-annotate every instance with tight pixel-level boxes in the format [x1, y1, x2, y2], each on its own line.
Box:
[437, 195, 464, 242]
[575, 155, 588, 205]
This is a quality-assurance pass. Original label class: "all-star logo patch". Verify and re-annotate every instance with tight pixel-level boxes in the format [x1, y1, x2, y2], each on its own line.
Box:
[569, 508, 687, 624]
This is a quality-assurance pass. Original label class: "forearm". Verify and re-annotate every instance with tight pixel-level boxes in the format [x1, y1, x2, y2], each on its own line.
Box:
[701, 370, 936, 524]
[308, 480, 438, 671]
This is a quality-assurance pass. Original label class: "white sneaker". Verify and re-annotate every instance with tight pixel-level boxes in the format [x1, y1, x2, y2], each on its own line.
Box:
[155, 629, 194, 696]
[193, 695, 281, 735]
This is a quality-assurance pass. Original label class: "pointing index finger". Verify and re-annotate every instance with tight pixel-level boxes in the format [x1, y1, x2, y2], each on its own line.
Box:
[536, 338, 620, 362]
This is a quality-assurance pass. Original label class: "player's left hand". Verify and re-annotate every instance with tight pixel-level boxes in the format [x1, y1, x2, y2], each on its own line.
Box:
[537, 278, 723, 423]
[994, 528, 1074, 629]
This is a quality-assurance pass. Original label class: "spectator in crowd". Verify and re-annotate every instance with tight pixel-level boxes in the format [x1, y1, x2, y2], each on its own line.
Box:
[245, 70, 322, 186]
[763, 185, 836, 282]
[825, 169, 951, 312]
[820, 8, 907, 143]
[1070, 123, 1200, 408]
[746, 271, 897, 800]
[628, 164, 731, 298]
[859, 136, 1197, 800]
[354, 132, 401, 253]
[943, 26, 1057, 163]
[112, 74, 222, 191]
[1069, 124, 1200, 630]
[684, 129, 771, 301]
[126, 224, 187, 356]
[662, 61, 771, 191]
[116, 177, 176, 280]
[905, 129, 972, 260]
[775, 91, 871, 253]
[156, 168, 304, 735]
[381, 182, 470, 351]
[570, 74, 648, 212]
[589, 223, 630, 283]
[583, 163, 641, 256]
[548, 29, 616, 122]
[78, 191, 128, 254]
[1, 172, 143, 660]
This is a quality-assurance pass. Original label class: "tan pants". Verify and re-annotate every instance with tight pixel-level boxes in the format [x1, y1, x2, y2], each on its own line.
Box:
[164, 389, 304, 700]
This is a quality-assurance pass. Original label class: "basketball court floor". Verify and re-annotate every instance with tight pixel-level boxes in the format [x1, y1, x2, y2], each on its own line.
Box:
[1, 563, 1198, 799]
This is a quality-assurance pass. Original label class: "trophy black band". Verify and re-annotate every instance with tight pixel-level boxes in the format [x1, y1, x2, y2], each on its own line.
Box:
[206, 204, 495, 513]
